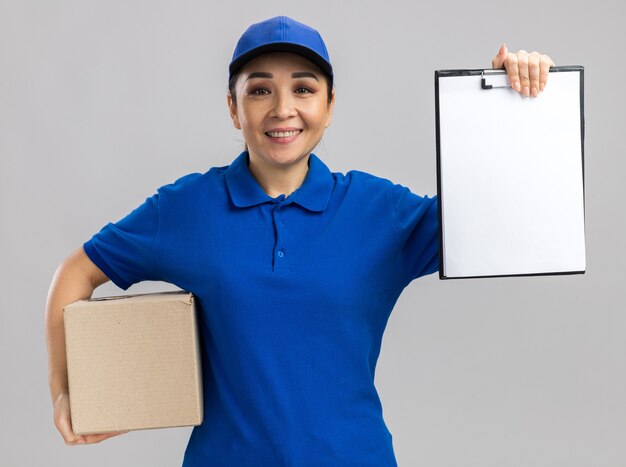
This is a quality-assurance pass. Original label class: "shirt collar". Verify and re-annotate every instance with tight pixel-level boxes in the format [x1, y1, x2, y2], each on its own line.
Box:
[224, 151, 334, 212]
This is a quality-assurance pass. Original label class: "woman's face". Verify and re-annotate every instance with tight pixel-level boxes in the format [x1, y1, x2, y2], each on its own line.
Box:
[228, 52, 334, 170]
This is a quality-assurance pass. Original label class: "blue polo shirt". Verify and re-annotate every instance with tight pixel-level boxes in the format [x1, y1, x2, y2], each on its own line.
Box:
[83, 150, 438, 466]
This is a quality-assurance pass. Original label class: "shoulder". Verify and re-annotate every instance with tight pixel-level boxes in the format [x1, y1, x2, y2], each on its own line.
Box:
[155, 163, 230, 198]
[335, 168, 426, 201]
[335, 168, 396, 192]
[326, 168, 402, 213]
[336, 167, 437, 211]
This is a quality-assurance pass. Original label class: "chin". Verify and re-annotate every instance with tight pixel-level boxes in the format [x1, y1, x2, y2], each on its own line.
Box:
[263, 150, 310, 167]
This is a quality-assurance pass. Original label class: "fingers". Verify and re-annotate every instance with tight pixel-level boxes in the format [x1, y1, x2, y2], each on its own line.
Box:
[498, 47, 556, 97]
[513, 50, 531, 97]
[53, 397, 83, 445]
[65, 430, 129, 446]
[57, 414, 87, 446]
[56, 411, 128, 446]
[54, 391, 129, 446]
[82, 431, 129, 444]
[491, 43, 508, 69]
[539, 54, 556, 92]
[528, 52, 541, 97]
[503, 52, 521, 93]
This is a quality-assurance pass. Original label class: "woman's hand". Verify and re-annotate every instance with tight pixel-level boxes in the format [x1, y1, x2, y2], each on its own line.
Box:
[53, 392, 129, 446]
[491, 44, 556, 98]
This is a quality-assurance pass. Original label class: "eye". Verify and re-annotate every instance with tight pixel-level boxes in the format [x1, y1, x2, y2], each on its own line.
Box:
[249, 87, 269, 95]
[295, 87, 313, 94]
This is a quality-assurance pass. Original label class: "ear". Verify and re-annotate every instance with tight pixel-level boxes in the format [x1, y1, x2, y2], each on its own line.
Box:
[227, 92, 241, 130]
[324, 89, 335, 129]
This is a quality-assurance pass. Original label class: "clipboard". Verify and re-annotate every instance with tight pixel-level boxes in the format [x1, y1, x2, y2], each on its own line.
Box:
[435, 66, 586, 279]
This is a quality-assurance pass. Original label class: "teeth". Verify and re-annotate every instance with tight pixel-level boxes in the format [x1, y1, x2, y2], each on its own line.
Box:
[267, 130, 300, 137]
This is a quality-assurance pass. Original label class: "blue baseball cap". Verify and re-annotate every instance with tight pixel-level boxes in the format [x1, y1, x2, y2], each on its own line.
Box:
[229, 16, 333, 84]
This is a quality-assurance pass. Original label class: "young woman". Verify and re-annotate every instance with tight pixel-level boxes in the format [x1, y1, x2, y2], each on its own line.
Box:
[46, 15, 555, 466]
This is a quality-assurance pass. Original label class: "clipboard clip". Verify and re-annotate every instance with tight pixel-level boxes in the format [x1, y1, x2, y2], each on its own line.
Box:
[481, 70, 510, 90]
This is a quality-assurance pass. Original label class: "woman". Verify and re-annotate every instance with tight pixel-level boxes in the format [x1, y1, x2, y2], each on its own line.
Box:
[46, 15, 555, 466]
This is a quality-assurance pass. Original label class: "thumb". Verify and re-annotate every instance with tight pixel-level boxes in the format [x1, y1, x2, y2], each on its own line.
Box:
[493, 43, 507, 68]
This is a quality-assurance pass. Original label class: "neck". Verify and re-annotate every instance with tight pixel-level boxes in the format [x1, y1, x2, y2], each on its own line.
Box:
[247, 152, 310, 198]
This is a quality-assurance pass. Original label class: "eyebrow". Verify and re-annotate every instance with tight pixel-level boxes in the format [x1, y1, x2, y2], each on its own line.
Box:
[246, 71, 319, 81]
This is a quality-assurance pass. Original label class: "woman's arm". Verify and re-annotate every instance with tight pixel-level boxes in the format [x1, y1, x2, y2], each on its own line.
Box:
[45, 247, 127, 445]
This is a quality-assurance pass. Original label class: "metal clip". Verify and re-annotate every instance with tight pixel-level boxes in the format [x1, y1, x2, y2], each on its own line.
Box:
[481, 70, 510, 90]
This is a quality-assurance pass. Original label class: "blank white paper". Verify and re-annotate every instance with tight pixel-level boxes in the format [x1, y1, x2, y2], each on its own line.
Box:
[437, 69, 586, 278]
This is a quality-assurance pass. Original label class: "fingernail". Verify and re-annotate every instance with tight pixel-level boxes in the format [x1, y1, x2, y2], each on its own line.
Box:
[539, 83, 545, 91]
[514, 82, 521, 92]
[523, 86, 530, 97]
[531, 87, 538, 97]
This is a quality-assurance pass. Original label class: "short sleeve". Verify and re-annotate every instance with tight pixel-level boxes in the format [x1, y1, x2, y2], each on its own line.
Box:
[83, 193, 160, 290]
[389, 184, 439, 284]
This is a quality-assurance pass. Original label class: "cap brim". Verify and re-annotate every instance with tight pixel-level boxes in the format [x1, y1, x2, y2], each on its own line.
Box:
[229, 42, 333, 80]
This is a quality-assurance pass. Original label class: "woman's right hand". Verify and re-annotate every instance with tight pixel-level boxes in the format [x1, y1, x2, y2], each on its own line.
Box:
[53, 392, 129, 445]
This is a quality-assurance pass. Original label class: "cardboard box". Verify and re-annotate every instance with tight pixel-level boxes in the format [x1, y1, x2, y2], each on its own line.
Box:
[63, 291, 204, 435]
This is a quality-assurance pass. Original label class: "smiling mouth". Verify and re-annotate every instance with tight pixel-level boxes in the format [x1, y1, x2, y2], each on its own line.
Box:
[265, 130, 302, 138]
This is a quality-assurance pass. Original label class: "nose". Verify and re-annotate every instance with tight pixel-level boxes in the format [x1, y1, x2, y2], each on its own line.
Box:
[270, 89, 297, 120]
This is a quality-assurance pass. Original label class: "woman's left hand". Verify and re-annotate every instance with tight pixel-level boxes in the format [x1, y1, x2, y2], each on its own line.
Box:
[491, 44, 556, 98]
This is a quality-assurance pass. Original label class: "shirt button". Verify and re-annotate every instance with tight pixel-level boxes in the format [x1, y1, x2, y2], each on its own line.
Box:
[277, 250, 285, 258]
